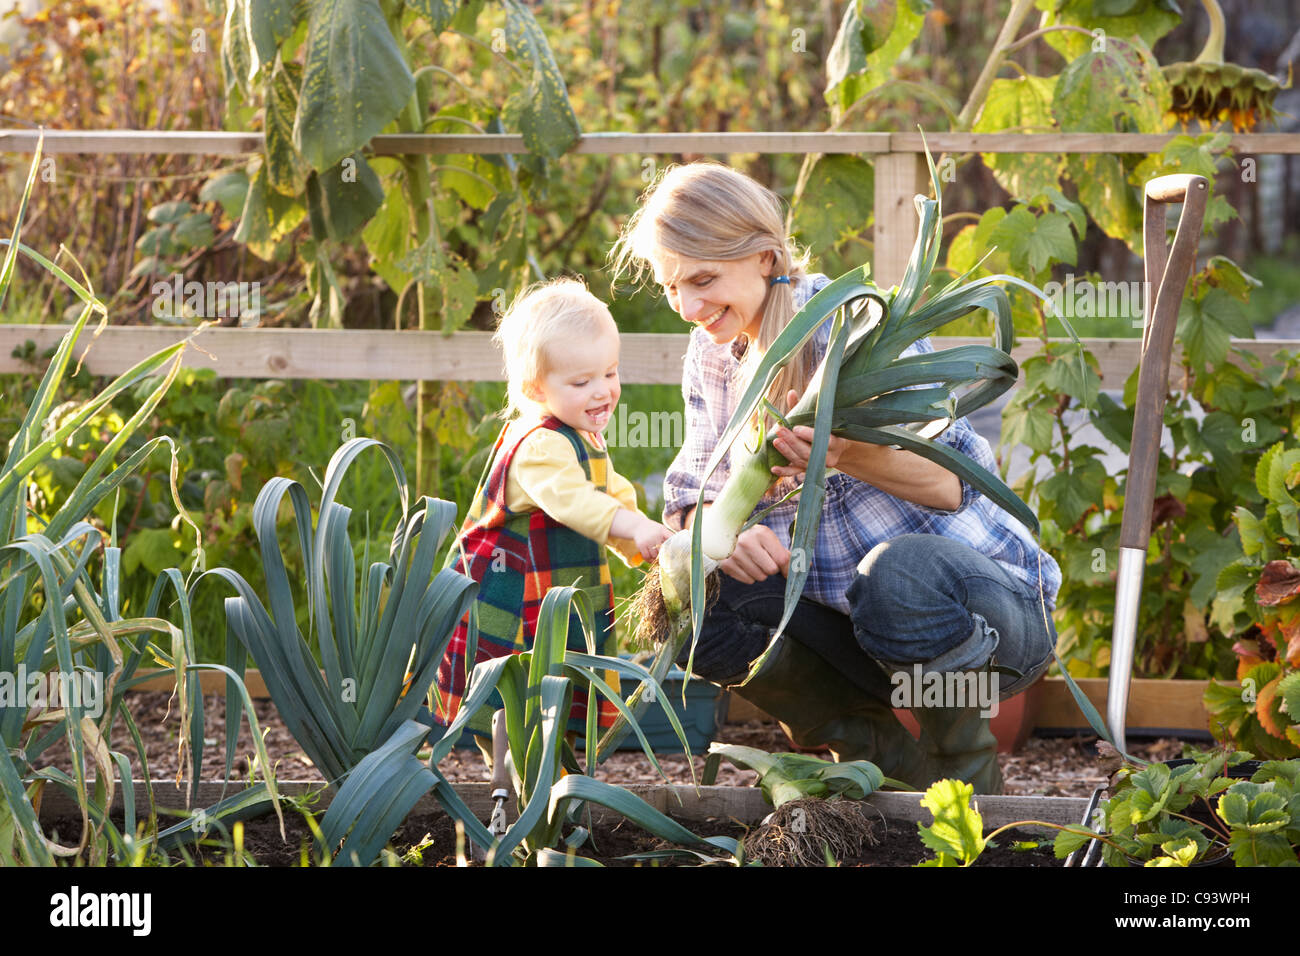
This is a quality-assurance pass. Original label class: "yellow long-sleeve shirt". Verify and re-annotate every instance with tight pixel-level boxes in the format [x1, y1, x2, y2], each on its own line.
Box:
[503, 422, 645, 567]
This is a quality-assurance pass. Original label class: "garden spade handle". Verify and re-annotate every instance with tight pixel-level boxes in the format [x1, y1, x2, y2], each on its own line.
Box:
[1107, 174, 1208, 753]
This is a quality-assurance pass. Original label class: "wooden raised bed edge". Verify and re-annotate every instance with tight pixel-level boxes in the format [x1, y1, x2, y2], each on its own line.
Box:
[729, 676, 1215, 735]
[37, 779, 1089, 831]
[129, 670, 1216, 735]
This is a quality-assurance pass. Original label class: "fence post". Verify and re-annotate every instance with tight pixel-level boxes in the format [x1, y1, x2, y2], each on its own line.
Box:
[872, 150, 923, 287]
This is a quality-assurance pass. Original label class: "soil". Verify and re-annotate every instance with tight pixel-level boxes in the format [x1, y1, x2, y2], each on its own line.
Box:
[33, 690, 1204, 799]
[31, 691, 1214, 866]
[39, 807, 1059, 868]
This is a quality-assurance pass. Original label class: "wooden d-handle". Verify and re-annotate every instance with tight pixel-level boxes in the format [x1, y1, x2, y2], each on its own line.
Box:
[1144, 173, 1207, 205]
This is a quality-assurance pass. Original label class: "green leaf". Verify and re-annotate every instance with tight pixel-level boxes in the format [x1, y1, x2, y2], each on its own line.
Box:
[233, 161, 305, 260]
[0, 136, 44, 313]
[135, 227, 177, 259]
[122, 528, 184, 578]
[1178, 287, 1254, 370]
[438, 154, 500, 211]
[1236, 506, 1272, 559]
[1125, 763, 1173, 823]
[1227, 829, 1298, 867]
[172, 213, 216, 252]
[1037, 0, 1181, 62]
[305, 152, 385, 241]
[547, 774, 738, 858]
[1089, 391, 1133, 455]
[824, 0, 903, 114]
[1279, 673, 1300, 738]
[826, 0, 930, 117]
[1217, 785, 1290, 833]
[777, 314, 850, 642]
[148, 200, 194, 225]
[1053, 45, 1167, 134]
[265, 58, 308, 195]
[1070, 154, 1142, 245]
[293, 0, 415, 172]
[320, 720, 437, 866]
[1053, 824, 1099, 858]
[1043, 187, 1087, 235]
[1132, 133, 1236, 232]
[199, 170, 251, 219]
[408, 0, 460, 32]
[438, 253, 480, 333]
[1205, 255, 1263, 302]
[918, 778, 986, 865]
[1149, 836, 1199, 866]
[1256, 442, 1283, 500]
[503, 0, 581, 159]
[1000, 394, 1056, 455]
[1184, 525, 1243, 610]
[974, 75, 1062, 198]
[988, 206, 1076, 273]
[793, 154, 874, 253]
[1038, 456, 1106, 528]
[709, 744, 883, 809]
[246, 0, 302, 76]
[222, 0, 255, 94]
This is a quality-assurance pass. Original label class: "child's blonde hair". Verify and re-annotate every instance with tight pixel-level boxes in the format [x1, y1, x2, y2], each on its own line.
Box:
[609, 162, 814, 418]
[494, 277, 616, 420]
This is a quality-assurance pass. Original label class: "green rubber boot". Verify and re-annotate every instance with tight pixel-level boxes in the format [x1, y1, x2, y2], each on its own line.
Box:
[729, 635, 931, 789]
[908, 703, 1003, 795]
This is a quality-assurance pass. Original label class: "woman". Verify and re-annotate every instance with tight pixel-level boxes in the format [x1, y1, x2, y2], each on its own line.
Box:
[610, 162, 1061, 793]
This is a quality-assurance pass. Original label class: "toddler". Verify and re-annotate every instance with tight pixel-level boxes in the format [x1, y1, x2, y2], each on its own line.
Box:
[433, 278, 672, 741]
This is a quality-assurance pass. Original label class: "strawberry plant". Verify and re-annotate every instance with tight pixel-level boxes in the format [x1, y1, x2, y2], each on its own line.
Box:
[1205, 441, 1300, 758]
[1090, 751, 1300, 867]
[915, 751, 1300, 867]
[913, 776, 1103, 867]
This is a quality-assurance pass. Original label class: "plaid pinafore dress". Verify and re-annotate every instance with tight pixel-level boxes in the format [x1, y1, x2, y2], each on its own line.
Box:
[433, 416, 620, 737]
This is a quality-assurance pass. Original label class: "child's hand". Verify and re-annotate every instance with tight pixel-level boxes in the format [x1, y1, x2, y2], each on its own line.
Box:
[634, 518, 674, 562]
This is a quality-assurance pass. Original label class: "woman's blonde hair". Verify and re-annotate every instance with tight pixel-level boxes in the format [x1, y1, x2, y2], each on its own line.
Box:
[494, 277, 616, 420]
[609, 161, 814, 418]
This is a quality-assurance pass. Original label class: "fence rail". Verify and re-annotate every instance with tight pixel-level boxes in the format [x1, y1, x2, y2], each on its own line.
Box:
[0, 325, 1293, 385]
[4, 129, 1299, 155]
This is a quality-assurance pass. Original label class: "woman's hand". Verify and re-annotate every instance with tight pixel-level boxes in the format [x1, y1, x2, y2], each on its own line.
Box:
[772, 425, 848, 477]
[718, 524, 790, 584]
[770, 390, 845, 477]
[768, 391, 962, 511]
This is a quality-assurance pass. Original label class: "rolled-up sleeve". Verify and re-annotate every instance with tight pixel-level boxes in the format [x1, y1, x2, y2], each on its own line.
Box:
[892, 336, 991, 516]
[918, 415, 990, 515]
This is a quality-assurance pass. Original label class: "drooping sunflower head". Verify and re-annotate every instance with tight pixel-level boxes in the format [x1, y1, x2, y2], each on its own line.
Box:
[1162, 60, 1284, 132]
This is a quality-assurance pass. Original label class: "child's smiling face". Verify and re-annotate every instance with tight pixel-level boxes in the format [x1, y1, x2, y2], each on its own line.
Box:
[527, 325, 621, 433]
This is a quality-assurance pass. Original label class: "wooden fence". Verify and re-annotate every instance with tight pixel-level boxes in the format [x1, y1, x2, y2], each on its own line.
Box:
[2, 129, 1299, 384]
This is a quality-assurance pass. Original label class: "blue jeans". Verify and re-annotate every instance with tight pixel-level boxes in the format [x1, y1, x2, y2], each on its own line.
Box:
[679, 534, 1055, 701]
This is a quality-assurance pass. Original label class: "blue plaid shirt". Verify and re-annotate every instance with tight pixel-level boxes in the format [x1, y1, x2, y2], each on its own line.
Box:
[661, 273, 1061, 615]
